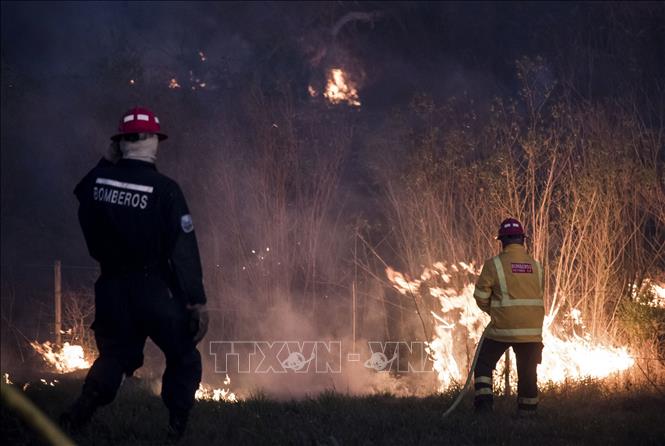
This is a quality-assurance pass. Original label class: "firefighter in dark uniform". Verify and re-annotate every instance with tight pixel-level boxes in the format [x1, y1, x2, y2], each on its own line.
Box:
[62, 107, 208, 438]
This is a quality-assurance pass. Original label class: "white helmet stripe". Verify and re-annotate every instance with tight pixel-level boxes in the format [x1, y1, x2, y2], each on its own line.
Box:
[123, 115, 135, 122]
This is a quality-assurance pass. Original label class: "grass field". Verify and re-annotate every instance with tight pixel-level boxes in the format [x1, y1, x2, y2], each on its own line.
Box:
[2, 376, 664, 445]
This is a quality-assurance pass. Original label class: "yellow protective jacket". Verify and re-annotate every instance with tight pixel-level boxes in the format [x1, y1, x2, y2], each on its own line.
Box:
[473, 244, 544, 343]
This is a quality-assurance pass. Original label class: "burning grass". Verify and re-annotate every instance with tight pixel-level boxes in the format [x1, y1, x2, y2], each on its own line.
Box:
[195, 375, 238, 403]
[2, 375, 663, 445]
[25, 341, 239, 404]
[387, 262, 637, 392]
[28, 341, 91, 374]
[323, 68, 361, 107]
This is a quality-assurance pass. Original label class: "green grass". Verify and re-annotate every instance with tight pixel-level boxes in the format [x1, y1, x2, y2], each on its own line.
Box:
[2, 376, 664, 445]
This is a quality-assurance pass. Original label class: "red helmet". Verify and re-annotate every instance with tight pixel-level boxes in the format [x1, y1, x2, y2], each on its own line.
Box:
[111, 107, 168, 141]
[497, 218, 525, 239]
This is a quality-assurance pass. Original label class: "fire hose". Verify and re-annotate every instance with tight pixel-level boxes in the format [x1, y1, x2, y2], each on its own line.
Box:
[441, 328, 487, 419]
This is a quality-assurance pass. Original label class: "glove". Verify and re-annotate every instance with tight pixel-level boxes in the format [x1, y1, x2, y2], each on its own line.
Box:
[104, 141, 122, 163]
[186, 304, 209, 344]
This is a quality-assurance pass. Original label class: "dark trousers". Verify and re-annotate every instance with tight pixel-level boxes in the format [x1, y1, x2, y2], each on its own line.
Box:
[473, 338, 543, 411]
[81, 273, 201, 416]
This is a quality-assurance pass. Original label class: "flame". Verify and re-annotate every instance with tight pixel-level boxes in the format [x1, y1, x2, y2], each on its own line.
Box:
[387, 262, 635, 391]
[646, 281, 665, 308]
[324, 68, 361, 107]
[540, 315, 634, 382]
[308, 85, 318, 97]
[655, 283, 665, 299]
[629, 279, 665, 308]
[27, 342, 241, 402]
[168, 78, 181, 89]
[654, 283, 665, 308]
[195, 374, 238, 402]
[30, 341, 91, 373]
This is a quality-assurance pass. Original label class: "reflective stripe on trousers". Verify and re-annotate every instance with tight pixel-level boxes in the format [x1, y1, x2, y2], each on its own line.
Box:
[473, 338, 542, 409]
[474, 374, 493, 407]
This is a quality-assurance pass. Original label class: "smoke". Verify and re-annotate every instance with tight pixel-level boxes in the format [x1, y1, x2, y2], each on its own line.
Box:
[197, 298, 436, 399]
[2, 2, 663, 397]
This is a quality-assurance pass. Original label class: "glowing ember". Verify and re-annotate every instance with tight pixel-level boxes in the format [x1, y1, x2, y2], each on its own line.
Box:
[324, 68, 361, 107]
[195, 374, 238, 403]
[30, 341, 91, 373]
[198, 51, 207, 62]
[168, 78, 181, 89]
[185, 70, 207, 90]
[129, 79, 135, 85]
[3, 372, 12, 384]
[386, 262, 635, 390]
[308, 85, 318, 97]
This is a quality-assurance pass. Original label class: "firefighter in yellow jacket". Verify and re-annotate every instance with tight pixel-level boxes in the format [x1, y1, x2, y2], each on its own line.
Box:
[473, 218, 544, 415]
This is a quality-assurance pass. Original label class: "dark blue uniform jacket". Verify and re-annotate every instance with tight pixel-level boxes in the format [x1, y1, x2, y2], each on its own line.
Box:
[74, 158, 206, 305]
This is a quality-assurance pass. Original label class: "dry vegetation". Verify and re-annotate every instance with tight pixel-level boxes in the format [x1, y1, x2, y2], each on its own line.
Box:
[2, 375, 664, 445]
[359, 58, 665, 359]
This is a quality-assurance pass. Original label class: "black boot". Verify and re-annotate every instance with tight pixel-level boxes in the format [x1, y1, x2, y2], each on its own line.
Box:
[60, 393, 99, 431]
[167, 410, 189, 442]
[473, 398, 494, 415]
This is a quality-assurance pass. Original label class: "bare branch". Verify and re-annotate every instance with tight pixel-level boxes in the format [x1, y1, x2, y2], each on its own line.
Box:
[331, 11, 384, 38]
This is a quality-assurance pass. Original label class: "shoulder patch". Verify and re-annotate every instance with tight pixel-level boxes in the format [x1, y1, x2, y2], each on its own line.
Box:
[181, 214, 194, 233]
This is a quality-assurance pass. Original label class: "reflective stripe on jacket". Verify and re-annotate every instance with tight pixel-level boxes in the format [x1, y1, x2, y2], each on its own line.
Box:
[74, 158, 207, 305]
[473, 244, 544, 342]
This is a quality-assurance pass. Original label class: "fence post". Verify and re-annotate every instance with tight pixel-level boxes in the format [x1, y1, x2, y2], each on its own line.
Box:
[504, 349, 511, 396]
[54, 260, 62, 346]
[352, 281, 356, 354]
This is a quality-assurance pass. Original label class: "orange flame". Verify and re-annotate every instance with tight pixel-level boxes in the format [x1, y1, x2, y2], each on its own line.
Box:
[195, 374, 238, 402]
[387, 262, 635, 390]
[643, 280, 665, 308]
[29, 340, 239, 401]
[30, 341, 91, 373]
[324, 68, 361, 107]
